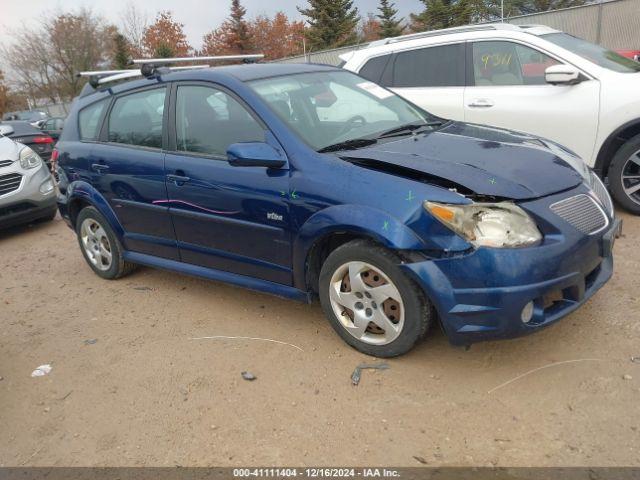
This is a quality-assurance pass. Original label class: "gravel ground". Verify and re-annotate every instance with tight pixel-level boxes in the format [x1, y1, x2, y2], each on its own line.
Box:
[0, 211, 638, 467]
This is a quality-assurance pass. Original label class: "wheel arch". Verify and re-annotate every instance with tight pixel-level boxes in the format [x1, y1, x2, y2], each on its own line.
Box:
[66, 181, 124, 239]
[595, 119, 640, 177]
[292, 205, 429, 293]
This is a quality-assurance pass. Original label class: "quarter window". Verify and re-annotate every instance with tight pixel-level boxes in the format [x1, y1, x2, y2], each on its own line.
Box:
[472, 41, 561, 86]
[392, 44, 465, 88]
[78, 99, 108, 141]
[175, 85, 264, 157]
[108, 88, 166, 148]
[359, 55, 392, 84]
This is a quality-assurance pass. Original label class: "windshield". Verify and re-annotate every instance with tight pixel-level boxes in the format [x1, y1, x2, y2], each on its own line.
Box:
[542, 33, 640, 73]
[249, 70, 437, 151]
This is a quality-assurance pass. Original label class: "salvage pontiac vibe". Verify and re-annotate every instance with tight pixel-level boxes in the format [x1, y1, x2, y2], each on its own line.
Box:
[55, 59, 620, 357]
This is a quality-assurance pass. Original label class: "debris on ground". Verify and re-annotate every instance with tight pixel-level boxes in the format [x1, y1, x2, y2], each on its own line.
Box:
[623, 374, 633, 380]
[83, 339, 97, 345]
[351, 362, 390, 386]
[133, 286, 152, 291]
[413, 456, 428, 464]
[631, 356, 640, 364]
[241, 371, 257, 381]
[31, 364, 52, 377]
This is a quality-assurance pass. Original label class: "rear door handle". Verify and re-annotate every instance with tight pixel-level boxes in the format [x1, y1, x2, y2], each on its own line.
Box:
[91, 163, 109, 173]
[166, 174, 191, 185]
[468, 98, 494, 108]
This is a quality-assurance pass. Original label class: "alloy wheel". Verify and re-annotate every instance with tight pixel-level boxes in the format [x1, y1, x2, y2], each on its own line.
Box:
[328, 261, 404, 346]
[622, 149, 640, 206]
[80, 218, 112, 271]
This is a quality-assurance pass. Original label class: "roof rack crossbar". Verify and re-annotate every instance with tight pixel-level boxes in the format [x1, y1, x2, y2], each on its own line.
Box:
[130, 54, 264, 65]
[96, 65, 210, 85]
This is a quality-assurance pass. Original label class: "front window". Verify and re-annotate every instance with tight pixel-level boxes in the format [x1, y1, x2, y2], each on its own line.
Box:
[542, 33, 640, 73]
[249, 71, 437, 151]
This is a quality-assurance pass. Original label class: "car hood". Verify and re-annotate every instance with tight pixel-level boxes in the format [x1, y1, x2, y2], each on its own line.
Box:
[341, 122, 584, 200]
[0, 135, 21, 159]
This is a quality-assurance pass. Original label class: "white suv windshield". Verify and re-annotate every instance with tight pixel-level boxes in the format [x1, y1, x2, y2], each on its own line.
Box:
[542, 33, 640, 73]
[249, 71, 435, 151]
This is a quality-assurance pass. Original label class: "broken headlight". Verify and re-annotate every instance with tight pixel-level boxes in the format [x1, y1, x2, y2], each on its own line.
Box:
[425, 201, 542, 248]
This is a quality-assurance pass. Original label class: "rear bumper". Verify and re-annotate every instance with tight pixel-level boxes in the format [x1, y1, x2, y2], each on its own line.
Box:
[402, 217, 620, 346]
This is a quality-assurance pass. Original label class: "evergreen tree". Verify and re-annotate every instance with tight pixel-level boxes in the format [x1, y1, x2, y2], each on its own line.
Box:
[377, 0, 404, 38]
[410, 0, 482, 31]
[298, 0, 360, 50]
[112, 33, 130, 69]
[229, 0, 252, 52]
[155, 41, 175, 58]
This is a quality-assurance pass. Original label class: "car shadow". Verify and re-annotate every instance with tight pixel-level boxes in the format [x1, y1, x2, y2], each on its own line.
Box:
[0, 215, 58, 242]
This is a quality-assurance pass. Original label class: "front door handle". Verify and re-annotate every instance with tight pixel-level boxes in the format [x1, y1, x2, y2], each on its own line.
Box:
[468, 98, 494, 108]
[166, 174, 191, 185]
[91, 163, 109, 173]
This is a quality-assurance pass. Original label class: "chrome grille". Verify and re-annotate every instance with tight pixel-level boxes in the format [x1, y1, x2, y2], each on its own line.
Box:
[0, 173, 23, 196]
[590, 171, 614, 216]
[0, 159, 13, 168]
[550, 194, 608, 235]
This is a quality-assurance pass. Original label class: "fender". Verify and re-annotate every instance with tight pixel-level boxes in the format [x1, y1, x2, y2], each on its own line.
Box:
[65, 180, 125, 240]
[292, 204, 429, 290]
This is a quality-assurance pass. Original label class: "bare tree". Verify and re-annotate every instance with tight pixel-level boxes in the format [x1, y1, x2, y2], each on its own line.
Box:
[120, 2, 148, 57]
[1, 8, 115, 105]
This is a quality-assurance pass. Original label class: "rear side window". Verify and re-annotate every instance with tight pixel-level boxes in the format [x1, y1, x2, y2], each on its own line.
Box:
[78, 99, 108, 141]
[392, 44, 465, 88]
[358, 55, 391, 84]
[108, 88, 166, 148]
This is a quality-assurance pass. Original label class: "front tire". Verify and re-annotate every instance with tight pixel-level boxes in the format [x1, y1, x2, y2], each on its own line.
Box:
[319, 239, 432, 357]
[608, 134, 640, 214]
[75, 206, 136, 279]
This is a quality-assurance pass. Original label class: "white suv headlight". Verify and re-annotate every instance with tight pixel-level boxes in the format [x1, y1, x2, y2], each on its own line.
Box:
[425, 201, 542, 248]
[19, 146, 42, 169]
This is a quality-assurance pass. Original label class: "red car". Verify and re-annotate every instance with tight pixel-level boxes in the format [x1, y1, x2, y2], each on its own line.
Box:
[615, 49, 640, 61]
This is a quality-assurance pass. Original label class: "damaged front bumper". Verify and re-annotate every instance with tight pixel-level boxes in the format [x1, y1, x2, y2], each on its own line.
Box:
[401, 188, 620, 346]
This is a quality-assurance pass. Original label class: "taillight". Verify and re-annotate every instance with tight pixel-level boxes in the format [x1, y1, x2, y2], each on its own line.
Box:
[51, 149, 60, 163]
[34, 136, 54, 144]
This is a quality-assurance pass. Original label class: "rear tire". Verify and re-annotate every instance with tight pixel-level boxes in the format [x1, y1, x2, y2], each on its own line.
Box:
[608, 134, 640, 215]
[75, 206, 136, 279]
[319, 239, 432, 357]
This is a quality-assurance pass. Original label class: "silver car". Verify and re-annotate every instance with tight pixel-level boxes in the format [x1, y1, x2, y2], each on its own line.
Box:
[0, 124, 57, 228]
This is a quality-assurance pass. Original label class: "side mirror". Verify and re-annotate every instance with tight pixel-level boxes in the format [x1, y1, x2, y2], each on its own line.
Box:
[0, 124, 14, 136]
[545, 65, 582, 85]
[227, 142, 287, 168]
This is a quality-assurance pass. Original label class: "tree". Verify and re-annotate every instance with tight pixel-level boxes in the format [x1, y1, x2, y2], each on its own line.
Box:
[201, 0, 255, 56]
[298, 0, 360, 50]
[1, 8, 115, 104]
[142, 11, 191, 58]
[410, 0, 486, 31]
[377, 0, 404, 38]
[111, 32, 130, 69]
[247, 13, 305, 60]
[0, 70, 8, 117]
[360, 14, 382, 42]
[120, 2, 148, 57]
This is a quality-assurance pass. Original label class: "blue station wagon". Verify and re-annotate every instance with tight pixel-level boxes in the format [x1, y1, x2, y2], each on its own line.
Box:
[55, 62, 620, 357]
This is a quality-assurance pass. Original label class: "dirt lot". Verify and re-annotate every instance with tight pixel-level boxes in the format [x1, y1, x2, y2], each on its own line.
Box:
[0, 211, 639, 467]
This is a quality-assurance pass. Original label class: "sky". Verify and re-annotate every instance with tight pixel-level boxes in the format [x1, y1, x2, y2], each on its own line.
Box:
[0, 0, 424, 52]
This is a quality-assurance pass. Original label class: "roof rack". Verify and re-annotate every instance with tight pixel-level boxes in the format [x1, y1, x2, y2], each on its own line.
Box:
[367, 24, 520, 47]
[77, 54, 265, 89]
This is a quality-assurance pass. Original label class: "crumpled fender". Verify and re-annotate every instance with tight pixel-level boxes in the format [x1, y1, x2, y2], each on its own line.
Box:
[65, 180, 124, 239]
[292, 204, 429, 290]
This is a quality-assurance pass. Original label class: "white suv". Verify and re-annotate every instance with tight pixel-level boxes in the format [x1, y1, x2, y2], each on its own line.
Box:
[341, 24, 640, 214]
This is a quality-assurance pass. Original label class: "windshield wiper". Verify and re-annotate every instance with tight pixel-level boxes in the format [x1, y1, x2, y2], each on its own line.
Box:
[377, 121, 444, 139]
[318, 138, 377, 153]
